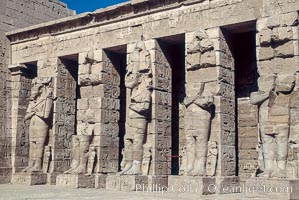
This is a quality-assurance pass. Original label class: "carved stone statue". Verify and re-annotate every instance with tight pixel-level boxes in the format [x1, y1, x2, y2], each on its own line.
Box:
[206, 141, 218, 177]
[64, 136, 80, 174]
[86, 145, 97, 175]
[141, 145, 152, 176]
[179, 146, 187, 175]
[183, 82, 214, 176]
[64, 122, 93, 174]
[250, 74, 295, 178]
[119, 140, 133, 175]
[120, 41, 152, 175]
[43, 146, 51, 173]
[23, 77, 53, 172]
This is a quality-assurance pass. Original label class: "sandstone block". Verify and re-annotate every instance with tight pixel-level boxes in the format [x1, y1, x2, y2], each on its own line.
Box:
[259, 28, 272, 46]
[106, 175, 148, 191]
[56, 174, 95, 188]
[257, 46, 274, 61]
[95, 174, 107, 189]
[12, 172, 47, 185]
[274, 41, 295, 58]
[245, 178, 299, 199]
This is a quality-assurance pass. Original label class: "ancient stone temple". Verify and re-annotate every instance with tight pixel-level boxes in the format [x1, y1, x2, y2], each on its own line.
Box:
[1, 0, 299, 199]
[0, 0, 74, 184]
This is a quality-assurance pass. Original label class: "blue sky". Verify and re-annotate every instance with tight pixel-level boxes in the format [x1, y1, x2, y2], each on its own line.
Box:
[61, 0, 129, 14]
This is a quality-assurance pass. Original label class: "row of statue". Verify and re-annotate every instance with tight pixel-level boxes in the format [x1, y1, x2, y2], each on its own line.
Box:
[21, 40, 299, 179]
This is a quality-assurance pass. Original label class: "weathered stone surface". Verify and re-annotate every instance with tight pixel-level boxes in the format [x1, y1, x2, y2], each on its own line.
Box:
[12, 173, 47, 185]
[56, 174, 95, 188]
[0, 0, 298, 197]
[106, 175, 148, 191]
[95, 174, 107, 189]
[246, 178, 299, 200]
[168, 176, 216, 194]
[168, 176, 240, 195]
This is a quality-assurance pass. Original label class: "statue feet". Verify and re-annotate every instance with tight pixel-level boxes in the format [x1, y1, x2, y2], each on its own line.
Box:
[118, 162, 133, 175]
[64, 168, 76, 174]
[191, 170, 205, 177]
[22, 166, 33, 173]
[70, 165, 87, 174]
[124, 161, 142, 175]
[257, 170, 272, 178]
[183, 167, 194, 176]
[30, 165, 42, 172]
[271, 170, 286, 178]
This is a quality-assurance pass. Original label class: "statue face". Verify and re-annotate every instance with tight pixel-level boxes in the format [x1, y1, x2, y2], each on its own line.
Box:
[73, 137, 80, 147]
[30, 82, 43, 99]
[125, 70, 140, 89]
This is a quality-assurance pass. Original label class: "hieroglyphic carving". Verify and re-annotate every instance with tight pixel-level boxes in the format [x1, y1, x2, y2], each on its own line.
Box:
[14, 77, 32, 171]
[53, 59, 77, 172]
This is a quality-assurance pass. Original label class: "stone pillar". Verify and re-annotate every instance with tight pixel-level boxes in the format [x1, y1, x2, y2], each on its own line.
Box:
[253, 12, 299, 178]
[0, 34, 11, 184]
[92, 50, 120, 174]
[147, 40, 172, 176]
[8, 64, 33, 174]
[184, 28, 236, 177]
[57, 50, 120, 188]
[51, 58, 77, 174]
[246, 12, 299, 200]
[209, 28, 236, 177]
[126, 40, 172, 177]
[169, 28, 238, 194]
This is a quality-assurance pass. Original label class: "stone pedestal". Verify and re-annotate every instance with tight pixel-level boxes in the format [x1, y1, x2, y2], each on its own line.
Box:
[0, 167, 12, 184]
[148, 175, 167, 191]
[95, 174, 107, 189]
[168, 176, 240, 195]
[11, 172, 47, 185]
[245, 178, 299, 200]
[46, 173, 60, 185]
[56, 174, 95, 188]
[168, 176, 215, 194]
[106, 175, 148, 191]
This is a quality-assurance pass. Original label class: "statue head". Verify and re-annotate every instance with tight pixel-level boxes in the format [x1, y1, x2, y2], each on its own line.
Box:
[208, 141, 217, 149]
[30, 77, 52, 99]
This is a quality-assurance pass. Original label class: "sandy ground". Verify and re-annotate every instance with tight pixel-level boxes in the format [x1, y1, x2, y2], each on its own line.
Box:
[0, 184, 262, 200]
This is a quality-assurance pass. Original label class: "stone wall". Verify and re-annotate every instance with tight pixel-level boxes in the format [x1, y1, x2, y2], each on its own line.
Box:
[3, 0, 299, 188]
[0, 0, 73, 32]
[0, 0, 73, 183]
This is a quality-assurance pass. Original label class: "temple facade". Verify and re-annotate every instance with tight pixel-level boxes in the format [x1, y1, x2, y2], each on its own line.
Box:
[0, 0, 74, 184]
[1, 0, 299, 198]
